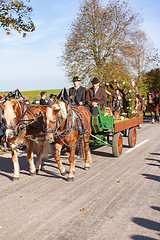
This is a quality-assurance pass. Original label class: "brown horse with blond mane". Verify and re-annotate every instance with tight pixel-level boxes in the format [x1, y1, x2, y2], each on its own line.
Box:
[45, 100, 91, 181]
[3, 99, 50, 181]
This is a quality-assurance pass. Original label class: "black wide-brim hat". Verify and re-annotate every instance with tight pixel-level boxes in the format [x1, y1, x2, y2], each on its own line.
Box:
[73, 76, 80, 81]
[91, 77, 100, 84]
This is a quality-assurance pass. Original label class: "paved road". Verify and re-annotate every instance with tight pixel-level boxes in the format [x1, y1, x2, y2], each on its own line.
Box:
[0, 118, 160, 240]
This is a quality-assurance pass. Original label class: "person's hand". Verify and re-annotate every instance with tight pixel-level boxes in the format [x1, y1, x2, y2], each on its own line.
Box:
[79, 102, 82, 106]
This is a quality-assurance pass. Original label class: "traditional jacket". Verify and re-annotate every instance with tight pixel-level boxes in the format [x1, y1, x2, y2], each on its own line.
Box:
[86, 86, 107, 110]
[69, 86, 86, 106]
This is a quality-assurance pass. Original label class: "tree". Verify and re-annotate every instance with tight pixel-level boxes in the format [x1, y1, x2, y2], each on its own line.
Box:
[144, 68, 160, 92]
[0, 0, 35, 37]
[61, 0, 143, 86]
[121, 29, 158, 90]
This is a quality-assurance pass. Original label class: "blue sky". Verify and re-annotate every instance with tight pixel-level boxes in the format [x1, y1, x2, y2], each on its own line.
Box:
[0, 0, 160, 92]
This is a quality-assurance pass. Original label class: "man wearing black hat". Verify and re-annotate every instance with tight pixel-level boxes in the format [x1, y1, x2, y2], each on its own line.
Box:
[86, 77, 107, 116]
[48, 94, 57, 106]
[69, 76, 86, 107]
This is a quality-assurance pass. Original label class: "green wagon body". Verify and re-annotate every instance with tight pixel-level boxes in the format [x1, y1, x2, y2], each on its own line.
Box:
[90, 105, 143, 157]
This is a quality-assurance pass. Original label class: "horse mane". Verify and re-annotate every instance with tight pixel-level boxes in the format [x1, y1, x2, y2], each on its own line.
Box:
[53, 101, 67, 119]
[46, 101, 67, 123]
[4, 100, 16, 125]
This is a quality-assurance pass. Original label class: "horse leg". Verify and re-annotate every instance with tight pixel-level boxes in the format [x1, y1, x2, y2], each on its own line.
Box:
[68, 145, 76, 181]
[26, 140, 36, 176]
[156, 110, 159, 122]
[55, 142, 66, 176]
[154, 111, 158, 122]
[35, 142, 44, 174]
[84, 136, 91, 170]
[11, 149, 20, 181]
[151, 112, 155, 124]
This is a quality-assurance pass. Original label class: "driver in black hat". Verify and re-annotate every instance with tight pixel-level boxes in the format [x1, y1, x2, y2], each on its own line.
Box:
[69, 76, 86, 107]
[86, 77, 107, 116]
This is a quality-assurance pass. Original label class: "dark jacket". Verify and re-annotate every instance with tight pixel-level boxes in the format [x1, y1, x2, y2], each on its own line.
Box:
[86, 86, 107, 110]
[40, 98, 48, 105]
[69, 86, 86, 106]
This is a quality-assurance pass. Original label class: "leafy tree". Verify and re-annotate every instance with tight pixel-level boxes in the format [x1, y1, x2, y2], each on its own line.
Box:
[61, 0, 145, 86]
[0, 0, 35, 37]
[122, 30, 158, 90]
[143, 68, 160, 92]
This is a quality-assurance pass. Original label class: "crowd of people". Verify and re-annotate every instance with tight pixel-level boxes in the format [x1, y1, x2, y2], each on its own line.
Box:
[40, 76, 108, 116]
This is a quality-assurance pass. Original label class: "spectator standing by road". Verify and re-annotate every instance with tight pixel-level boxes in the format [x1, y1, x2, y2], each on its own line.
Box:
[40, 91, 48, 105]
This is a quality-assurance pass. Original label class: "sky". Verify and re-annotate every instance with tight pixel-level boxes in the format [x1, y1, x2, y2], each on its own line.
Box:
[0, 0, 160, 92]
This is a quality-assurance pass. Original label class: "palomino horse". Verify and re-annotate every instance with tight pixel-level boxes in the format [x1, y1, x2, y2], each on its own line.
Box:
[147, 90, 160, 124]
[3, 99, 49, 181]
[45, 100, 91, 181]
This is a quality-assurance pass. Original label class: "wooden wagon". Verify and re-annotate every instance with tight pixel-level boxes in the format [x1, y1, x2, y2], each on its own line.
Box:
[90, 106, 143, 157]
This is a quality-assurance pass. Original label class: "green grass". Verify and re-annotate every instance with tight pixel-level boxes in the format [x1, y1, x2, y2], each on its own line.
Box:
[0, 89, 68, 102]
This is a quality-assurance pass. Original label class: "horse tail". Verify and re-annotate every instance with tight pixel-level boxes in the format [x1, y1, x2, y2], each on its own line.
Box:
[77, 138, 85, 161]
[33, 141, 52, 158]
[42, 142, 52, 158]
[77, 138, 92, 164]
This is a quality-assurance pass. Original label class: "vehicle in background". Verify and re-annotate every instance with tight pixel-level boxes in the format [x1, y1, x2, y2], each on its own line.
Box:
[32, 99, 40, 104]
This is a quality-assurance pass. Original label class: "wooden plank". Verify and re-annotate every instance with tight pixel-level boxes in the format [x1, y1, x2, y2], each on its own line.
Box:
[114, 116, 143, 133]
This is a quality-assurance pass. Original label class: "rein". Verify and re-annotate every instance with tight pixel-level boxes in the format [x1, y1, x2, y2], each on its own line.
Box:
[47, 104, 90, 148]
[5, 103, 47, 143]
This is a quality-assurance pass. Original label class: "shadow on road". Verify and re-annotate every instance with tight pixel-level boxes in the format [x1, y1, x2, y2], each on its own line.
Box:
[132, 217, 160, 232]
[150, 152, 160, 156]
[131, 235, 158, 240]
[142, 173, 160, 182]
[131, 217, 160, 240]
[151, 206, 160, 212]
[145, 154, 160, 169]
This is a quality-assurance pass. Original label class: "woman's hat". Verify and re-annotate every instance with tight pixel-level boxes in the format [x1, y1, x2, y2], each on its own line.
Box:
[73, 76, 80, 81]
[91, 77, 100, 84]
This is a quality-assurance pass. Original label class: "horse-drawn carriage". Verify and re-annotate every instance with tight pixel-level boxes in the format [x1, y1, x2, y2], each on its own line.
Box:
[1, 87, 143, 181]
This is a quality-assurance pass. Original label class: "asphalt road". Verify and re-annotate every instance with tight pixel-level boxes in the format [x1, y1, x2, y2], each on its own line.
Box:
[0, 118, 160, 240]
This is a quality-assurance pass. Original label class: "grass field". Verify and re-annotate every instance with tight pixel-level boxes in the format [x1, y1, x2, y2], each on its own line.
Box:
[0, 89, 67, 103]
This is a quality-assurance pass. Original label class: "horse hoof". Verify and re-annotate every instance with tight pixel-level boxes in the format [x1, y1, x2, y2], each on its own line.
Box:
[84, 164, 90, 170]
[68, 176, 74, 182]
[30, 171, 36, 176]
[12, 177, 19, 182]
[61, 170, 66, 176]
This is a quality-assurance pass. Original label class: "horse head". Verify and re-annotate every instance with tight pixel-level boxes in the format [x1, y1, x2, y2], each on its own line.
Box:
[148, 90, 157, 105]
[45, 101, 67, 142]
[3, 99, 23, 139]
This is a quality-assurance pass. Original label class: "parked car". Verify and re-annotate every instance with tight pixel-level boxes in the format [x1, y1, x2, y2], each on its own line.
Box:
[24, 99, 30, 105]
[32, 99, 40, 104]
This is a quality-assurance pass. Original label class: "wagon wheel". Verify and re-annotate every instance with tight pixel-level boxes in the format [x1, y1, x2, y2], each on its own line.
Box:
[128, 127, 137, 148]
[112, 132, 123, 157]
